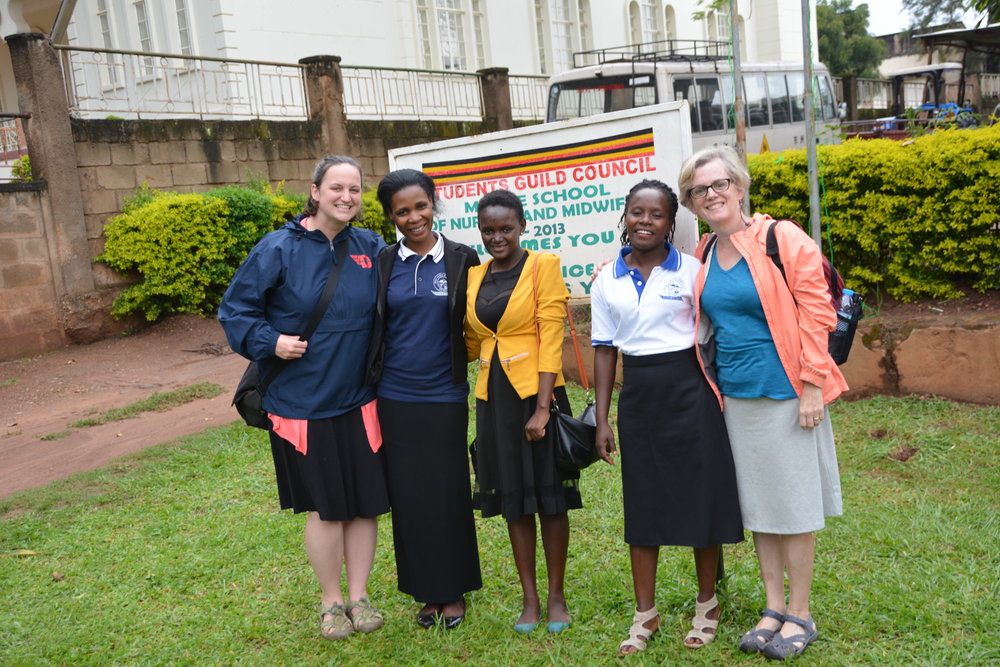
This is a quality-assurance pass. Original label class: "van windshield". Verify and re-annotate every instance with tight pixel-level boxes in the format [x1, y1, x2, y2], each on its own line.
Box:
[548, 74, 657, 121]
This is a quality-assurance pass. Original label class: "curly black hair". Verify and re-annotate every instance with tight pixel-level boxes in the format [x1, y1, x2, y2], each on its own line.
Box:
[617, 179, 679, 247]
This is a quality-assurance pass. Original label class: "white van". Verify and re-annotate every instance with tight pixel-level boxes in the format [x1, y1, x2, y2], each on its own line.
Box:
[546, 40, 840, 153]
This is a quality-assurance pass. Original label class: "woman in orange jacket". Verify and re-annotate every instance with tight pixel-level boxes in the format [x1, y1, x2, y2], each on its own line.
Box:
[680, 146, 847, 661]
[464, 189, 580, 634]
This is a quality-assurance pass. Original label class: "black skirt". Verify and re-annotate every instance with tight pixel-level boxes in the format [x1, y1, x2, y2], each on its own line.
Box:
[618, 349, 744, 548]
[472, 349, 583, 521]
[379, 398, 482, 603]
[269, 406, 389, 522]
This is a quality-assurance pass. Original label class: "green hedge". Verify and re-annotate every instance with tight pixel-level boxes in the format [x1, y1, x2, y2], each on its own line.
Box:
[98, 183, 392, 321]
[749, 123, 1000, 301]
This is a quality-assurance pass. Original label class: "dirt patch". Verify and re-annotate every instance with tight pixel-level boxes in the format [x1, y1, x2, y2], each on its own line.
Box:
[0, 315, 247, 500]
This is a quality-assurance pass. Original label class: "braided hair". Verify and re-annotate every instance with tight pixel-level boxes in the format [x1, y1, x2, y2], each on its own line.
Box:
[618, 179, 679, 246]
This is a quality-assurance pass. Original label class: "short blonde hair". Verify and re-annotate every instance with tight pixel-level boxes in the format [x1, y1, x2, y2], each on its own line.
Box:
[677, 146, 751, 209]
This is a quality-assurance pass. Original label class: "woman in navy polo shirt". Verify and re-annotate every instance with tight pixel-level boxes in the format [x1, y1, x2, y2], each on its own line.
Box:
[368, 169, 482, 630]
[591, 179, 743, 656]
[220, 156, 389, 641]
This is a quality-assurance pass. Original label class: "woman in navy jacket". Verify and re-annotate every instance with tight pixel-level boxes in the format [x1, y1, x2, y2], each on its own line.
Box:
[367, 169, 482, 629]
[219, 156, 388, 641]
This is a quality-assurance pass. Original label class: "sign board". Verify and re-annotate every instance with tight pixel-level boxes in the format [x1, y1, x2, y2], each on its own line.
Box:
[389, 101, 695, 298]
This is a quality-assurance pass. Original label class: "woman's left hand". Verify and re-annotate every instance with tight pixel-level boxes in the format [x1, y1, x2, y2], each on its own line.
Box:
[799, 382, 825, 430]
[525, 405, 551, 442]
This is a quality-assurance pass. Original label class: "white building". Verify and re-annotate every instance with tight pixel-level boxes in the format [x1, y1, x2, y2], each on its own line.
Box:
[0, 0, 817, 124]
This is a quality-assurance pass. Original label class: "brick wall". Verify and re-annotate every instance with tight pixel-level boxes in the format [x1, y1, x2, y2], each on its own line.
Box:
[0, 183, 64, 358]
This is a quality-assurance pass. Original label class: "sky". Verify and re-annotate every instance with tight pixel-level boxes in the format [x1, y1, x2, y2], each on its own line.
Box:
[851, 0, 986, 36]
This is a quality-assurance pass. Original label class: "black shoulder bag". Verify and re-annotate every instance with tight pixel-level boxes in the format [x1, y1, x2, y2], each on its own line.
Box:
[232, 240, 349, 429]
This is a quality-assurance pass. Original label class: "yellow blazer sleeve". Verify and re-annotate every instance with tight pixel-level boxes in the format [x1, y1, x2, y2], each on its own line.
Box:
[464, 262, 486, 363]
[534, 253, 569, 375]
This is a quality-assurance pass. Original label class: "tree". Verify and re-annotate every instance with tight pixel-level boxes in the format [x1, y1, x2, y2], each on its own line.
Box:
[817, 1, 885, 77]
[902, 0, 1000, 29]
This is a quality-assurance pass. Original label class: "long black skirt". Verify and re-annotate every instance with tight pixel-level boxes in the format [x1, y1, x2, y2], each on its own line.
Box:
[618, 349, 744, 548]
[473, 352, 583, 522]
[379, 398, 482, 603]
[269, 406, 389, 522]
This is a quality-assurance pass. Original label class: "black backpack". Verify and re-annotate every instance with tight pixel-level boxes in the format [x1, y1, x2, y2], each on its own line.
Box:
[700, 219, 862, 365]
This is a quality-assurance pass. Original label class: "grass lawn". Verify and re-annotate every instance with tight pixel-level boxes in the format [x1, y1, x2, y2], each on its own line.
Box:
[1, 391, 998, 665]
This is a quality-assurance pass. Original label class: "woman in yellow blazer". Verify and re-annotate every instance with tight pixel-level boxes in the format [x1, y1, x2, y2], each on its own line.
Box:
[464, 189, 581, 635]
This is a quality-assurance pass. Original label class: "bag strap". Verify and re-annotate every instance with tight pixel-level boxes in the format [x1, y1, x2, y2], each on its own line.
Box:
[564, 304, 589, 392]
[765, 220, 789, 286]
[530, 252, 590, 402]
[259, 238, 350, 393]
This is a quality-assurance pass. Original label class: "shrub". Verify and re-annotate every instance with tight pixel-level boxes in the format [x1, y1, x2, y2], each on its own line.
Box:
[749, 124, 1000, 301]
[98, 194, 233, 321]
[11, 154, 31, 182]
[355, 188, 396, 243]
[98, 184, 303, 321]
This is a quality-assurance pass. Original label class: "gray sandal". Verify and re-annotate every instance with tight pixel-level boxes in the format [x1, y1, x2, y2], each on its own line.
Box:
[738, 608, 786, 653]
[762, 614, 818, 660]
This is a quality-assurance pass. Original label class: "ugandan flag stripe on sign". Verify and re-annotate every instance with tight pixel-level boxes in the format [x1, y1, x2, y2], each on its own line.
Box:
[424, 128, 654, 186]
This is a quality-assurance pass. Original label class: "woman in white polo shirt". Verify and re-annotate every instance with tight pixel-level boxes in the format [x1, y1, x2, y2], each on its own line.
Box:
[591, 179, 744, 656]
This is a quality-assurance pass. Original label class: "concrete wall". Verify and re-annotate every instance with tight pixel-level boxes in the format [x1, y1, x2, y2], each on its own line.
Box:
[0, 183, 64, 358]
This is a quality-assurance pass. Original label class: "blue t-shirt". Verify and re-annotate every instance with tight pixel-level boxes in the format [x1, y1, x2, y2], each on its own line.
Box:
[377, 252, 468, 403]
[700, 253, 796, 399]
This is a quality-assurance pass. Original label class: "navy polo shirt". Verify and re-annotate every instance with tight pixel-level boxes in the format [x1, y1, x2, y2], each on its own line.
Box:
[377, 234, 469, 403]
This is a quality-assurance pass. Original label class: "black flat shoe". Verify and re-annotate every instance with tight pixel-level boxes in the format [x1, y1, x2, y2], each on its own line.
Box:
[442, 598, 466, 630]
[416, 605, 441, 629]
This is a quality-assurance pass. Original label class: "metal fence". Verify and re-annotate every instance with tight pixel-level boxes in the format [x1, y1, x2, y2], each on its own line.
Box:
[53, 45, 550, 123]
[54, 45, 308, 120]
[510, 75, 549, 121]
[341, 65, 482, 121]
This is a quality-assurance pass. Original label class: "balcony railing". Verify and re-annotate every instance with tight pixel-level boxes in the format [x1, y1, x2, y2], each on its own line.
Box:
[341, 65, 482, 121]
[54, 45, 309, 120]
[510, 75, 549, 122]
[54, 46, 550, 123]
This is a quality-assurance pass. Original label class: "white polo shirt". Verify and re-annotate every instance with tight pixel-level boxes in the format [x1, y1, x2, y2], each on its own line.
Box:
[590, 243, 698, 356]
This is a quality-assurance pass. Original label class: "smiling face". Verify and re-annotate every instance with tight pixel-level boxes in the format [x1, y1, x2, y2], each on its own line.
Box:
[389, 184, 436, 253]
[478, 204, 525, 267]
[688, 158, 745, 231]
[310, 163, 362, 227]
[624, 188, 674, 252]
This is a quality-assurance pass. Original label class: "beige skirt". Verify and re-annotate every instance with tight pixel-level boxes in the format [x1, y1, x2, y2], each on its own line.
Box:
[723, 396, 843, 534]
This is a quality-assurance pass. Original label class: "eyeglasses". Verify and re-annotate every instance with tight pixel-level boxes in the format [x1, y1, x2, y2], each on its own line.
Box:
[688, 178, 733, 199]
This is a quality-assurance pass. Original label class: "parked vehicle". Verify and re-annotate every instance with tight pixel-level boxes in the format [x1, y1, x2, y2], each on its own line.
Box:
[545, 39, 841, 154]
[843, 63, 979, 140]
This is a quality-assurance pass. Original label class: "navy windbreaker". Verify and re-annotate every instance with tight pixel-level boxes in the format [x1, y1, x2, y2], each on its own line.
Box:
[219, 215, 386, 419]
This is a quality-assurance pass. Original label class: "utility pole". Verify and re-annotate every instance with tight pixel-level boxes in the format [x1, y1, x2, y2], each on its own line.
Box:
[801, 0, 821, 245]
[731, 0, 746, 162]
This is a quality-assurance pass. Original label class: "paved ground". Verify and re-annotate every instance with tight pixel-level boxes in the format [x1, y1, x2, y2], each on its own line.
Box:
[0, 316, 246, 500]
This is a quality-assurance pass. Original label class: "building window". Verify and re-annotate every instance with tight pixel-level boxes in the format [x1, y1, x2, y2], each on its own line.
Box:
[629, 0, 661, 47]
[132, 0, 154, 74]
[534, 0, 585, 75]
[414, 0, 486, 71]
[579, 0, 593, 52]
[96, 0, 119, 86]
[664, 4, 676, 41]
[175, 0, 192, 55]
